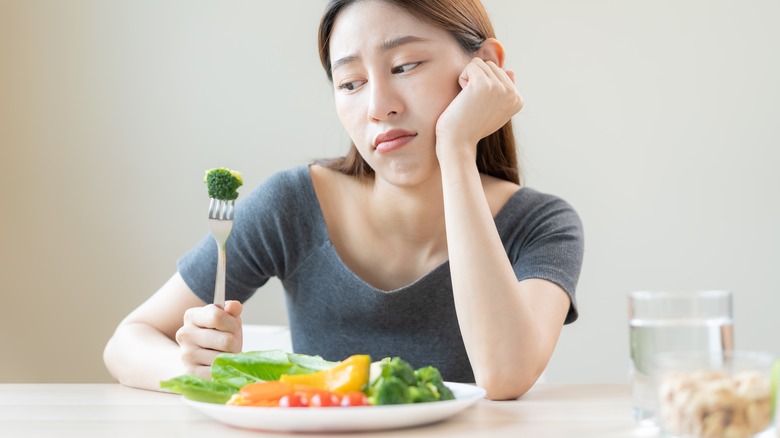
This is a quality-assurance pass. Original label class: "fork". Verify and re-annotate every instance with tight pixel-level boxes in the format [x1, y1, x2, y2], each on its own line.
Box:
[208, 198, 235, 309]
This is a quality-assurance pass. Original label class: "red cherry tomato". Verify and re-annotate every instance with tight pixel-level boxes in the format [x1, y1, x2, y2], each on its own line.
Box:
[278, 392, 308, 408]
[340, 391, 369, 407]
[309, 391, 341, 407]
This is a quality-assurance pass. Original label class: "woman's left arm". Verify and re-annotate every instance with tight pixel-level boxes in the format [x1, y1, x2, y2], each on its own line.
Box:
[436, 57, 571, 400]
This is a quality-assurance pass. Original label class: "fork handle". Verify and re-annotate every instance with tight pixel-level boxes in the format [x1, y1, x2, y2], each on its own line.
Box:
[213, 243, 227, 309]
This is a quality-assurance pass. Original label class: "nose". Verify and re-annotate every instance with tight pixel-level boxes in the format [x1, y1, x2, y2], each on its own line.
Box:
[367, 76, 403, 122]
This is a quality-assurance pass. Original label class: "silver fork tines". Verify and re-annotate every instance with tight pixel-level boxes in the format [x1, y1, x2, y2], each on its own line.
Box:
[208, 198, 235, 220]
[208, 199, 235, 309]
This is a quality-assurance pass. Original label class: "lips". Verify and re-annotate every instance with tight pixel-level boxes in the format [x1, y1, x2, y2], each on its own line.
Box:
[373, 129, 417, 153]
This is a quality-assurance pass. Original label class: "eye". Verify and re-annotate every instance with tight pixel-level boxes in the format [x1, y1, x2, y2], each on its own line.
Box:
[391, 62, 421, 74]
[337, 79, 366, 92]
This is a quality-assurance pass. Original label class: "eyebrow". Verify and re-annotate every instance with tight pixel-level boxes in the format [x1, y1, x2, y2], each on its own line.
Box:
[331, 35, 429, 73]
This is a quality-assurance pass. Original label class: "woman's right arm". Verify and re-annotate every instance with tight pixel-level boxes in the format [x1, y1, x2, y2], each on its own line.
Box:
[103, 272, 243, 391]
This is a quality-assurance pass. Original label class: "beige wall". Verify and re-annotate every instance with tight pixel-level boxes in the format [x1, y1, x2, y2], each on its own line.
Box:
[1, 0, 778, 384]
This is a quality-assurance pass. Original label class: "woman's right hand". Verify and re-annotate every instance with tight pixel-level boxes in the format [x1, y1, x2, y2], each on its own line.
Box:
[175, 300, 244, 379]
[435, 58, 522, 161]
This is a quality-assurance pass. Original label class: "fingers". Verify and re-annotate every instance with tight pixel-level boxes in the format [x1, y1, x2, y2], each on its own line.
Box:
[178, 340, 223, 371]
[464, 58, 523, 110]
[176, 320, 241, 351]
[184, 303, 242, 333]
[463, 58, 511, 84]
[176, 302, 244, 373]
[225, 300, 243, 319]
[505, 69, 516, 84]
[438, 56, 525, 148]
[459, 58, 519, 103]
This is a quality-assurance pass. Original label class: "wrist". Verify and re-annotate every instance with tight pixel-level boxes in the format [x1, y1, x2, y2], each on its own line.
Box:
[435, 137, 477, 167]
[437, 147, 480, 188]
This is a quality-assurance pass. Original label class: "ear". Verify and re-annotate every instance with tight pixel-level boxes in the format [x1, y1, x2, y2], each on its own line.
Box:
[475, 38, 505, 67]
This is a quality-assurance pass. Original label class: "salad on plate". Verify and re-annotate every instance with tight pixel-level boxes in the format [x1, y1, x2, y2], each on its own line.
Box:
[161, 350, 455, 408]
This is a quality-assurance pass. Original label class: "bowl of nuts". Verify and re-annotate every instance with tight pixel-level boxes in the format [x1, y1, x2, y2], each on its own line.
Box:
[652, 351, 776, 438]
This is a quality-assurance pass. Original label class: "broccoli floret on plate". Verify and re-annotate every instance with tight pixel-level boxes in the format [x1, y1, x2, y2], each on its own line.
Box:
[366, 357, 455, 405]
[415, 365, 455, 401]
[204, 167, 243, 201]
[367, 376, 411, 405]
[408, 382, 438, 403]
[376, 356, 416, 386]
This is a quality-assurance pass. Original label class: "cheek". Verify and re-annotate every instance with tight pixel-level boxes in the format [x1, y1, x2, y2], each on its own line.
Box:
[412, 75, 462, 122]
[418, 58, 468, 119]
[335, 95, 365, 138]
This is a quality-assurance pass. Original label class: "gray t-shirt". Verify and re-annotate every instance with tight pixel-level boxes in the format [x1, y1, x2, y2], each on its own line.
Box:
[178, 165, 584, 383]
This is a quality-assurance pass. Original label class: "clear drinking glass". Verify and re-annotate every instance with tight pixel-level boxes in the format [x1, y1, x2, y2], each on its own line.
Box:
[627, 290, 734, 425]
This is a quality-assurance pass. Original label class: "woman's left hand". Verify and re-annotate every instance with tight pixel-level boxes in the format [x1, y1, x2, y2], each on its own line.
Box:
[435, 58, 523, 160]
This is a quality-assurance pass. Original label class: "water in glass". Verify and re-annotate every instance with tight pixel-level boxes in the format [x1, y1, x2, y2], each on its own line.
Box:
[627, 290, 734, 425]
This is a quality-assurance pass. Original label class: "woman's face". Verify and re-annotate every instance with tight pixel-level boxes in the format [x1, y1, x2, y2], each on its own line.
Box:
[328, 0, 472, 187]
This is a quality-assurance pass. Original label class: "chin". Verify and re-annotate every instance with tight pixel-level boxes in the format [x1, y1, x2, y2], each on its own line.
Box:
[378, 160, 440, 188]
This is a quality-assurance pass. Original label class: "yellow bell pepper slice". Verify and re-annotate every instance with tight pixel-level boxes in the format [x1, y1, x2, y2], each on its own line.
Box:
[279, 354, 370, 395]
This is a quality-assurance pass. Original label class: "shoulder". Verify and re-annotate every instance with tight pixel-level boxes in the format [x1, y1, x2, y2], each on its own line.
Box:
[233, 165, 328, 250]
[231, 165, 321, 232]
[508, 186, 579, 220]
[224, 165, 328, 280]
[309, 164, 365, 192]
[481, 174, 522, 217]
[496, 186, 584, 244]
[308, 164, 368, 209]
[479, 173, 582, 231]
[257, 165, 314, 194]
[241, 165, 316, 207]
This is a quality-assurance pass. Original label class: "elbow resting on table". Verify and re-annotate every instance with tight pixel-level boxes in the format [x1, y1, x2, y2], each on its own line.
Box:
[478, 367, 543, 401]
[481, 380, 535, 401]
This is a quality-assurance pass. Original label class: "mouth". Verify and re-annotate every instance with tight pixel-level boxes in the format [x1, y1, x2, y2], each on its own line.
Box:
[373, 129, 418, 153]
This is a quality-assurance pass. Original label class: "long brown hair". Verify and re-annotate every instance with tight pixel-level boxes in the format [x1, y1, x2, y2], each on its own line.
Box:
[316, 0, 520, 185]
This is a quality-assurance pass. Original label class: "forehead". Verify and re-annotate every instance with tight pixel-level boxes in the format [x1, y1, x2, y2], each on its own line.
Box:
[329, 0, 451, 57]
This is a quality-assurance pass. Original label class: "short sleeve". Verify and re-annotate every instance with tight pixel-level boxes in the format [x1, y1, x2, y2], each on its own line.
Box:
[496, 189, 585, 324]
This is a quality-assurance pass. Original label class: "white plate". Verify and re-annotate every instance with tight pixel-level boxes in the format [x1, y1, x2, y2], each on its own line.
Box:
[183, 382, 485, 432]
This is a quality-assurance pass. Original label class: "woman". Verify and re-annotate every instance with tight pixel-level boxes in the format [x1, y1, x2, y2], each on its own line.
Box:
[104, 0, 584, 401]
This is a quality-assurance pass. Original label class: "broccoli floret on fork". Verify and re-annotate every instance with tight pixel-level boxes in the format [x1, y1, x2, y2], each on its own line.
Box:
[204, 167, 243, 201]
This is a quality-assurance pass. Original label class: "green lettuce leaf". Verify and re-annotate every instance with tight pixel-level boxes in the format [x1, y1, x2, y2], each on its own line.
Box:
[160, 374, 237, 404]
[160, 349, 338, 403]
[212, 349, 337, 389]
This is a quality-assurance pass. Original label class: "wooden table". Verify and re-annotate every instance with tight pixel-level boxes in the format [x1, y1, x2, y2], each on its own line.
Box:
[0, 383, 774, 437]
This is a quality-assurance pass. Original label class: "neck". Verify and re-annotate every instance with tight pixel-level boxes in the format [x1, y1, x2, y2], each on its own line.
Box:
[365, 173, 447, 251]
